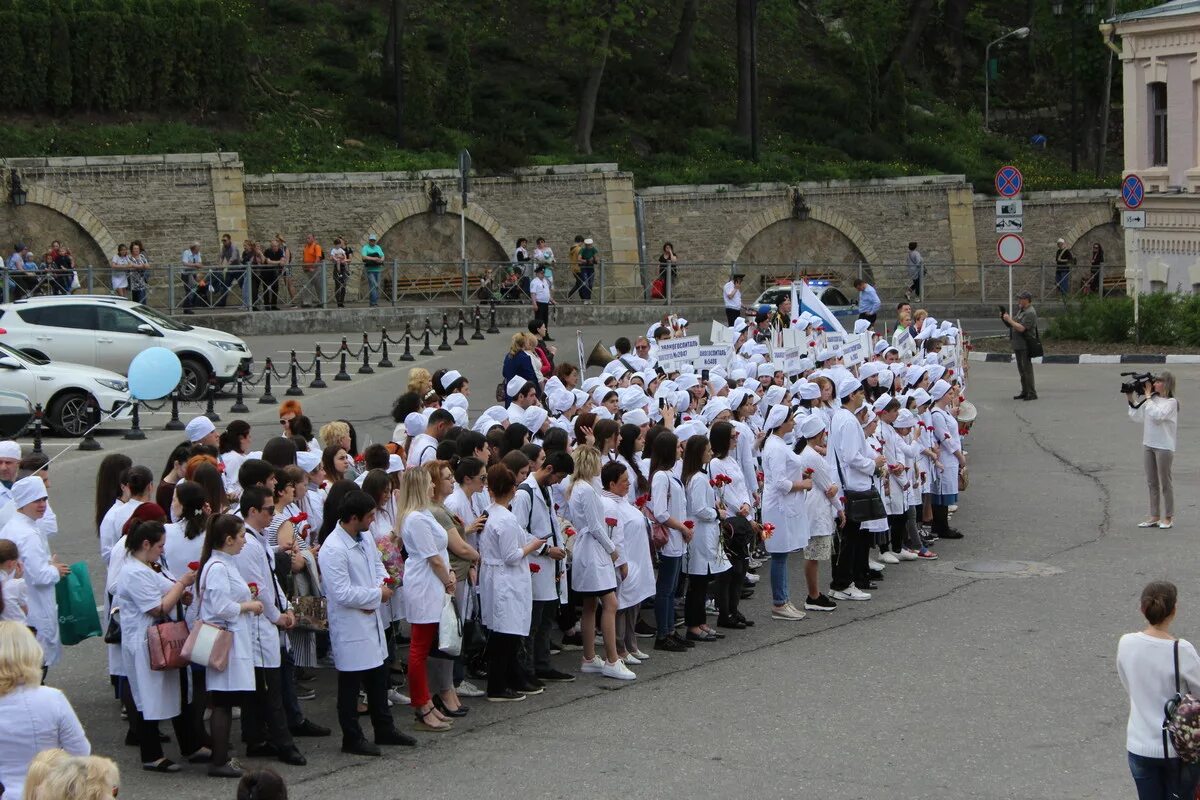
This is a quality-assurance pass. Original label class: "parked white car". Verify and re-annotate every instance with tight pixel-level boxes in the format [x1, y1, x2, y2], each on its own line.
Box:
[0, 340, 133, 435]
[0, 296, 252, 400]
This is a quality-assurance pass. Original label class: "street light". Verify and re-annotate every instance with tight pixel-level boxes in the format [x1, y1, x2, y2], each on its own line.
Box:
[984, 26, 1031, 131]
[8, 171, 25, 207]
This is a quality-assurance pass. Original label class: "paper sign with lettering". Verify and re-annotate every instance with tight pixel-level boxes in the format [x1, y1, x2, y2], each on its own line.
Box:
[697, 346, 728, 370]
[780, 328, 802, 349]
[782, 347, 803, 375]
[655, 335, 700, 369]
[895, 328, 915, 355]
[824, 332, 844, 349]
[710, 321, 733, 345]
[840, 337, 866, 366]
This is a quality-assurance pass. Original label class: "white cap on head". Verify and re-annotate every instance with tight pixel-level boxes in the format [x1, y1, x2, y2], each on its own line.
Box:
[544, 376, 565, 396]
[798, 381, 821, 401]
[443, 393, 468, 414]
[675, 374, 700, 391]
[506, 375, 528, 399]
[929, 379, 952, 401]
[911, 388, 931, 406]
[730, 368, 747, 382]
[677, 318, 688, 327]
[405, 412, 426, 437]
[859, 362, 883, 381]
[550, 389, 575, 414]
[708, 375, 727, 394]
[572, 389, 589, 408]
[756, 363, 777, 379]
[926, 365, 946, 384]
[873, 340, 890, 355]
[440, 370, 462, 391]
[854, 319, 871, 334]
[449, 406, 468, 427]
[0, 441, 20, 460]
[837, 377, 862, 398]
[185, 416, 216, 443]
[675, 420, 707, 440]
[581, 377, 602, 393]
[619, 387, 651, 412]
[904, 365, 926, 387]
[584, 238, 594, 245]
[796, 357, 815, 374]
[296, 451, 321, 472]
[860, 408, 877, 426]
[763, 385, 786, 408]
[387, 454, 404, 474]
[872, 393, 894, 413]
[764, 404, 789, 431]
[731, 317, 748, 333]
[623, 409, 651, 426]
[700, 397, 731, 424]
[603, 360, 626, 378]
[799, 414, 827, 439]
[877, 368, 893, 388]
[894, 409, 917, 429]
[12, 476, 47, 508]
[524, 405, 548, 433]
[817, 348, 836, 363]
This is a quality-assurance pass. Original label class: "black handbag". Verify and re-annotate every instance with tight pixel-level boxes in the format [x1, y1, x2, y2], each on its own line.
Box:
[1024, 323, 1044, 359]
[833, 451, 886, 523]
[103, 603, 121, 645]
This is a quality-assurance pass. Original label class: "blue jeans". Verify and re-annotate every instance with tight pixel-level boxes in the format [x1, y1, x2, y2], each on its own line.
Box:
[654, 555, 683, 637]
[366, 270, 381, 306]
[1128, 752, 1200, 800]
[770, 553, 790, 606]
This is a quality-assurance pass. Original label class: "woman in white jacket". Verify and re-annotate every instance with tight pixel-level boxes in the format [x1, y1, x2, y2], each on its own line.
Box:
[600, 462, 654, 664]
[1128, 372, 1179, 529]
[709, 421, 757, 628]
[649, 431, 691, 651]
[681, 434, 731, 642]
[198, 514, 263, 779]
[567, 446, 634, 680]
[796, 415, 841, 612]
[760, 406, 812, 621]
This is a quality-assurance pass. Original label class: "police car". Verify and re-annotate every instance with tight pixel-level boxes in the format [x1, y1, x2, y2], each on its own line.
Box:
[750, 280, 858, 323]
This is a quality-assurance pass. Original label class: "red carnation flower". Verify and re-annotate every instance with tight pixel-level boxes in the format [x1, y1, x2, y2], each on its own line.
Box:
[604, 517, 618, 527]
[808, 341, 816, 347]
[943, 433, 950, 441]
[289, 512, 308, 525]
[710, 479, 719, 488]
[354, 453, 366, 464]
[948, 369, 955, 376]
[761, 522, 775, 539]
[958, 426, 968, 436]
[529, 563, 541, 573]
[247, 582, 259, 598]
[187, 561, 200, 572]
[839, 496, 846, 504]
[683, 520, 694, 529]
[565, 527, 577, 537]
[756, 471, 764, 483]
[383, 577, 396, 587]
[634, 495, 649, 508]
[803, 468, 814, 478]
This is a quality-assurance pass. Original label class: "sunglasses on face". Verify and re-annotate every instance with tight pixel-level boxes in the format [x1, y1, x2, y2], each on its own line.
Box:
[279, 419, 290, 425]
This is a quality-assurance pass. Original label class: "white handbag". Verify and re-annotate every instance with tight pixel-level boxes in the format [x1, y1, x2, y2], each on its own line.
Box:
[437, 594, 462, 656]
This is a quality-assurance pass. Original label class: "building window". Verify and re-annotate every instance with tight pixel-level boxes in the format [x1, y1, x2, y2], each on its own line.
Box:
[1150, 81, 1168, 167]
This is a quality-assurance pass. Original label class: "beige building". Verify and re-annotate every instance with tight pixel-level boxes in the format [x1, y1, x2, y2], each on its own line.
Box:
[1111, 0, 1200, 292]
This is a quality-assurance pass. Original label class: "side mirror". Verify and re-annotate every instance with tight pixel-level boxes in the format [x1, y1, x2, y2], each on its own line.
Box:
[0, 356, 21, 369]
[137, 324, 160, 336]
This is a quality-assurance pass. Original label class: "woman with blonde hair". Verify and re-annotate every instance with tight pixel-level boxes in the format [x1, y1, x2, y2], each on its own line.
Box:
[408, 367, 433, 398]
[502, 332, 542, 392]
[319, 420, 352, 452]
[0, 622, 90, 798]
[22, 749, 119, 800]
[395, 468, 457, 731]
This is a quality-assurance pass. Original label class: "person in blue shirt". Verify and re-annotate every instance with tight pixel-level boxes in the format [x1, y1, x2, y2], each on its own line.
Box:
[853, 278, 881, 324]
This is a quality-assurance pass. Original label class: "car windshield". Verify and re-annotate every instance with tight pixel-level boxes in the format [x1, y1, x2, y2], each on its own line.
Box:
[134, 304, 191, 332]
[0, 341, 44, 365]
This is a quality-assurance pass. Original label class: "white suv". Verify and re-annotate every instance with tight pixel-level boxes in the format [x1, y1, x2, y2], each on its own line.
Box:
[0, 341, 133, 435]
[0, 296, 252, 400]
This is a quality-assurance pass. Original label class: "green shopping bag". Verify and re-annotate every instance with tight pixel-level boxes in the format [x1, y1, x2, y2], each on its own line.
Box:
[55, 561, 102, 645]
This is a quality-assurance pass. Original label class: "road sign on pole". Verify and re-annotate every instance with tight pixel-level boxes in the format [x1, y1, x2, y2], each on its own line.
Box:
[995, 165, 1023, 198]
[1121, 174, 1145, 210]
[997, 233, 1025, 265]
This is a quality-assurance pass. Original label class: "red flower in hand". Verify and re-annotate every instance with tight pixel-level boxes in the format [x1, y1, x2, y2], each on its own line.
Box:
[943, 433, 951, 441]
[761, 523, 775, 539]
[529, 563, 541, 574]
[383, 577, 396, 587]
[565, 527, 577, 537]
[289, 512, 308, 525]
[948, 369, 955, 376]
[187, 561, 200, 572]
[683, 520, 694, 529]
[803, 467, 814, 478]
[718, 474, 733, 485]
[634, 494, 649, 508]
[966, 344, 974, 351]
[604, 517, 618, 528]
[839, 496, 847, 504]
[808, 341, 816, 347]
[710, 479, 719, 488]
[756, 471, 764, 483]
[247, 582, 259, 598]
[354, 453, 366, 464]
[958, 426, 968, 436]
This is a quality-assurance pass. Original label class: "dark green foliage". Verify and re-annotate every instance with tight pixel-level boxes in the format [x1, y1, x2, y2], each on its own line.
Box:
[1047, 295, 1200, 347]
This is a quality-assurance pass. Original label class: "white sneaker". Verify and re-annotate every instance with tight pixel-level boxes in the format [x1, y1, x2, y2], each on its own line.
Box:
[783, 602, 807, 620]
[705, 599, 718, 615]
[745, 572, 760, 584]
[631, 649, 650, 660]
[845, 584, 872, 601]
[232, 707, 241, 720]
[601, 660, 636, 680]
[771, 604, 805, 620]
[456, 680, 485, 698]
[897, 548, 919, 561]
[879, 551, 900, 564]
[948, 504, 958, 513]
[580, 655, 604, 673]
[622, 653, 642, 665]
[388, 689, 409, 705]
[868, 559, 886, 571]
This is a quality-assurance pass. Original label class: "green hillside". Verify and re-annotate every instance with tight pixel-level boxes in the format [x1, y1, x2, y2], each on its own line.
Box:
[0, 0, 1158, 191]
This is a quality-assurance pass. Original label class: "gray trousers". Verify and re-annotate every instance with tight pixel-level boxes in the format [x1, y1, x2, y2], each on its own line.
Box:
[1144, 446, 1175, 518]
[1015, 349, 1036, 397]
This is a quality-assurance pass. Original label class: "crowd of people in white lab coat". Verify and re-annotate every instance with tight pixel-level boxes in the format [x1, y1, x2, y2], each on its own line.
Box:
[0, 302, 974, 790]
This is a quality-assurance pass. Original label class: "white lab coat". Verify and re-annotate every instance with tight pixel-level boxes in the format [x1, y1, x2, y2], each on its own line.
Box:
[221, 451, 247, 498]
[930, 406, 961, 496]
[710, 455, 753, 515]
[760, 434, 810, 553]
[0, 685, 89, 800]
[117, 559, 185, 720]
[0, 513, 61, 666]
[649, 470, 687, 558]
[880, 422, 909, 516]
[567, 480, 617, 593]
[798, 446, 840, 538]
[830, 406, 876, 492]
[685, 472, 730, 576]
[407, 433, 438, 468]
[233, 527, 286, 668]
[401, 510, 449, 625]
[479, 504, 533, 636]
[602, 493, 655, 609]
[511, 476, 565, 603]
[198, 552, 255, 692]
[319, 525, 387, 672]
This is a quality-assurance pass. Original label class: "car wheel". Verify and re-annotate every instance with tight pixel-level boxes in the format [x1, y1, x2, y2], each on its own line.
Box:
[48, 392, 93, 437]
[178, 358, 211, 401]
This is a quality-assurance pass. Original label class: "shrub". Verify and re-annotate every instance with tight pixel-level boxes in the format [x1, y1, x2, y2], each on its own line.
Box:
[1046, 295, 1200, 346]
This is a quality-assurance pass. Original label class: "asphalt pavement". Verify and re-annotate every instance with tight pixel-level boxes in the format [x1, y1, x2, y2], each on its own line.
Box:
[26, 316, 1190, 800]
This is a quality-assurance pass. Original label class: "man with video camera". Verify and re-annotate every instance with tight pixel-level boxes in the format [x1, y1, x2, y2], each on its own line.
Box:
[1126, 372, 1179, 529]
[1001, 291, 1039, 401]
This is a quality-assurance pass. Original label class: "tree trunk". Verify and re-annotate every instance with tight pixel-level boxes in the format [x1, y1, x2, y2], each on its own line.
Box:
[941, 0, 972, 82]
[881, 0, 937, 77]
[734, 0, 753, 138]
[667, 0, 699, 77]
[390, 0, 405, 148]
[574, 14, 612, 155]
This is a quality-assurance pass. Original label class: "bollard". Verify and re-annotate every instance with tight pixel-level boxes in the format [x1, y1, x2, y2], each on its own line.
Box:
[420, 319, 435, 356]
[78, 398, 101, 451]
[31, 404, 44, 456]
[335, 338, 352, 381]
[438, 313, 453, 352]
[259, 359, 278, 405]
[230, 371, 249, 414]
[124, 401, 147, 440]
[359, 332, 375, 374]
[400, 323, 415, 361]
[455, 310, 469, 346]
[166, 390, 186, 429]
[204, 378, 221, 422]
[472, 305, 485, 340]
[378, 329, 394, 368]
[286, 351, 304, 396]
[310, 346, 327, 389]
[487, 301, 500, 334]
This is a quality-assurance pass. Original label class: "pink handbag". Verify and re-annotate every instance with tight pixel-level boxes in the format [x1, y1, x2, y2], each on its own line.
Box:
[148, 619, 190, 671]
[180, 575, 232, 671]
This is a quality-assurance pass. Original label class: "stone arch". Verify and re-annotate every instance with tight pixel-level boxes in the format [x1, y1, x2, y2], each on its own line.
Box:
[723, 200, 881, 265]
[21, 184, 118, 259]
[1062, 205, 1122, 257]
[360, 196, 511, 258]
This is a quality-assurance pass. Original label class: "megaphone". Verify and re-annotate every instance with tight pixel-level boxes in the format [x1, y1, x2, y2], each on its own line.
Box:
[586, 341, 615, 369]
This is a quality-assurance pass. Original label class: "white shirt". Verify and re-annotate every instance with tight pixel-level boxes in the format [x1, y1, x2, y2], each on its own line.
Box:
[723, 280, 742, 310]
[0, 686, 90, 800]
[1117, 633, 1200, 757]
[1130, 396, 1178, 452]
[530, 276, 552, 303]
[182, 248, 202, 266]
[407, 433, 438, 468]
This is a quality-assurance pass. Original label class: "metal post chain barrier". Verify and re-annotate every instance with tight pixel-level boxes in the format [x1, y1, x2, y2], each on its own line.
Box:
[31, 404, 44, 456]
[420, 320, 435, 356]
[205, 379, 221, 422]
[124, 402, 147, 440]
[230, 372, 249, 414]
[259, 358, 278, 405]
[472, 306, 485, 340]
[310, 345, 327, 389]
[455, 310, 469, 346]
[359, 332, 375, 374]
[487, 301, 500, 334]
[335, 338, 352, 381]
[439, 313, 453, 352]
[378, 329, 394, 368]
[79, 398, 101, 451]
[166, 390, 186, 429]
[400, 323, 415, 361]
[286, 351, 304, 397]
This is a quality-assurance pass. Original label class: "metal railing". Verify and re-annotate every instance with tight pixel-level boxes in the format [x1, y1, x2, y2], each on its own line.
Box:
[0, 259, 1129, 312]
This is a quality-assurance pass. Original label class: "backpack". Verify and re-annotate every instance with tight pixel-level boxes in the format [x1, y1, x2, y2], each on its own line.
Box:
[1164, 640, 1200, 764]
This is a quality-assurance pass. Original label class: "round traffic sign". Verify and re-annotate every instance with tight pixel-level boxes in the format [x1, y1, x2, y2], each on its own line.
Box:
[1122, 174, 1145, 210]
[997, 233, 1025, 265]
[995, 165, 1023, 198]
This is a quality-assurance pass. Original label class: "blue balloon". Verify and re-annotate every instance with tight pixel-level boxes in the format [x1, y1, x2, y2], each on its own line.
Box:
[127, 347, 183, 401]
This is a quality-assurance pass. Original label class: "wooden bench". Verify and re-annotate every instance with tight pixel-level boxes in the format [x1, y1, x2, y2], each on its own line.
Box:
[381, 273, 484, 300]
[1102, 274, 1126, 297]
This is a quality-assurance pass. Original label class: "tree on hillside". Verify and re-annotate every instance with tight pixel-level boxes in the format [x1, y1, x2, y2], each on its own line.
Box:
[667, 0, 699, 77]
[734, 0, 755, 139]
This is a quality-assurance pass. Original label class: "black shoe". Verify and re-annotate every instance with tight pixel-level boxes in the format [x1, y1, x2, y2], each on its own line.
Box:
[804, 594, 838, 612]
[290, 719, 331, 737]
[295, 667, 316, 682]
[861, 581, 880, 591]
[559, 631, 584, 650]
[654, 636, 688, 652]
[740, 588, 755, 600]
[516, 682, 544, 696]
[716, 616, 747, 629]
[670, 632, 696, 648]
[433, 695, 469, 717]
[1013, 393, 1027, 400]
[535, 668, 576, 683]
[685, 630, 718, 642]
[733, 612, 755, 627]
[939, 528, 965, 539]
[868, 569, 884, 581]
[375, 729, 417, 747]
[245, 742, 277, 758]
[1024, 394, 1037, 401]
[341, 739, 381, 757]
[208, 761, 243, 778]
[276, 746, 307, 766]
[634, 619, 657, 638]
[486, 689, 526, 702]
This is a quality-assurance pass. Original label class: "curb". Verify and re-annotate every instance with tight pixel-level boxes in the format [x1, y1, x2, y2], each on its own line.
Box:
[970, 352, 1200, 365]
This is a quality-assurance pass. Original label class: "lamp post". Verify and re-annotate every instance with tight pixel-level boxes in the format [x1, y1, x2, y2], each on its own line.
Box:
[984, 26, 1031, 131]
[1053, 0, 1096, 173]
[8, 171, 26, 207]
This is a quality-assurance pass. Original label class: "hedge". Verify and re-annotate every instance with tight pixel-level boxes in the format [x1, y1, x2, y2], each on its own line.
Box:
[1046, 294, 1200, 347]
